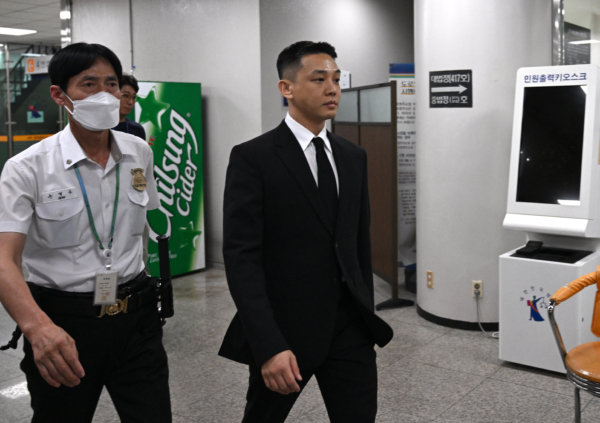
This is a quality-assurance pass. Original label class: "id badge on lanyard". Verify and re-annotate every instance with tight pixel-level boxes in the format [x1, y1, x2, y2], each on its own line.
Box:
[74, 163, 120, 306]
[95, 250, 118, 305]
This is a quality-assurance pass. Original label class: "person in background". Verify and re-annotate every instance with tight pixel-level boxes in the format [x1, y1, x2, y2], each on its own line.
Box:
[114, 74, 146, 141]
[0, 43, 171, 422]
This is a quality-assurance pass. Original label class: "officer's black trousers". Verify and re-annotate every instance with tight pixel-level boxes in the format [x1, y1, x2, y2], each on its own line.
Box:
[21, 302, 171, 423]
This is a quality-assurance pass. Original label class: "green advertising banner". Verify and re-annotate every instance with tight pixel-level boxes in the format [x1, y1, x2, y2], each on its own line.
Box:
[132, 81, 205, 277]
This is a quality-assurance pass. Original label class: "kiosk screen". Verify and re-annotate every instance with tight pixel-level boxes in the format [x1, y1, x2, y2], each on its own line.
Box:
[516, 85, 587, 205]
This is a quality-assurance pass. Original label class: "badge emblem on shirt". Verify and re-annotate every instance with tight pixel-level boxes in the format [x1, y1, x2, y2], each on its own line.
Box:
[131, 168, 147, 191]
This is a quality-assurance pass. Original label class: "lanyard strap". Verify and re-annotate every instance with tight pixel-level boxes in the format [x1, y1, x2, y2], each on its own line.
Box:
[73, 163, 120, 251]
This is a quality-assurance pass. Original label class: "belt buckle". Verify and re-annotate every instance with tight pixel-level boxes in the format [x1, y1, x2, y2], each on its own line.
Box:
[98, 295, 131, 318]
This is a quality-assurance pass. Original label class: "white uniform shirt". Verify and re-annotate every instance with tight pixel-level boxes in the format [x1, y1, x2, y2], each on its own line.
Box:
[0, 125, 159, 292]
[285, 113, 339, 194]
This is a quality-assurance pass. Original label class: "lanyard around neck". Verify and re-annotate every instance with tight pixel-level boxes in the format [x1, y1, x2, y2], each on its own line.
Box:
[73, 162, 120, 251]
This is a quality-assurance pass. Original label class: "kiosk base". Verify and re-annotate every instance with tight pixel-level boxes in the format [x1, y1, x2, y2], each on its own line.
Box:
[499, 245, 600, 373]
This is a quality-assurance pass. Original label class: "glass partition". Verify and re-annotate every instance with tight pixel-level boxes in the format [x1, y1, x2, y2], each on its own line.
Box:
[359, 86, 391, 123]
[336, 90, 358, 122]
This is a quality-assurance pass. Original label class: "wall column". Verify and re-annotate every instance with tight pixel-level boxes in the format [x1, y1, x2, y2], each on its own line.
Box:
[415, 0, 552, 324]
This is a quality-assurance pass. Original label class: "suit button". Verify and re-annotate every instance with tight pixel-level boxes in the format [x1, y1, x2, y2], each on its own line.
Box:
[332, 277, 337, 284]
[335, 243, 339, 248]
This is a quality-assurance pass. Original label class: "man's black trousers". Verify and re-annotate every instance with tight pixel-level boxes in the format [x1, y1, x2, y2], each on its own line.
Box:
[20, 301, 171, 422]
[241, 287, 378, 423]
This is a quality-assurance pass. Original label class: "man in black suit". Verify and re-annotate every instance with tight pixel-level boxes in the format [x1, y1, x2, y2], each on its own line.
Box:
[219, 41, 393, 423]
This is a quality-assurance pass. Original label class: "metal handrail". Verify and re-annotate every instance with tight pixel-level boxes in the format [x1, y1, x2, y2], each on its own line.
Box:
[1, 45, 31, 86]
[1, 44, 44, 159]
[5, 45, 32, 79]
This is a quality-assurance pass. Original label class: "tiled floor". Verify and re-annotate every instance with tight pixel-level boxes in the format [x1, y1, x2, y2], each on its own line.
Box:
[0, 267, 597, 422]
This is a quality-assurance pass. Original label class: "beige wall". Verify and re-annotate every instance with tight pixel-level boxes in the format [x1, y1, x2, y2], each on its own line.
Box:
[72, 0, 416, 265]
[259, 0, 414, 132]
[72, 0, 263, 265]
[415, 0, 551, 322]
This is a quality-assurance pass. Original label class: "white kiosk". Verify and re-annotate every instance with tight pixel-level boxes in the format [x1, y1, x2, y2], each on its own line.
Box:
[500, 64, 600, 373]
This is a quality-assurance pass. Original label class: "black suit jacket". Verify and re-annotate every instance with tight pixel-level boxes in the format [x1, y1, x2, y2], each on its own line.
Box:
[218, 120, 393, 369]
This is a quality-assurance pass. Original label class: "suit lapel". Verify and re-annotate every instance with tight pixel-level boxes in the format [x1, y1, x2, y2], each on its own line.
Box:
[274, 122, 334, 236]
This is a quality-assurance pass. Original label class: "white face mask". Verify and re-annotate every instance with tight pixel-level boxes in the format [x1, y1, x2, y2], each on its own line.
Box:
[63, 91, 120, 132]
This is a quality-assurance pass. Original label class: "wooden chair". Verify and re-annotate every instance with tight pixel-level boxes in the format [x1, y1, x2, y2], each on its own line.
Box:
[548, 266, 600, 423]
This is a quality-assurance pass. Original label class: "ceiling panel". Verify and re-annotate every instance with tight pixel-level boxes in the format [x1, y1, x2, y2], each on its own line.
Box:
[29, 21, 60, 29]
[18, 0, 61, 6]
[0, 17, 32, 25]
[0, 2, 34, 12]
[29, 5, 60, 16]
[2, 11, 55, 21]
[0, 0, 60, 46]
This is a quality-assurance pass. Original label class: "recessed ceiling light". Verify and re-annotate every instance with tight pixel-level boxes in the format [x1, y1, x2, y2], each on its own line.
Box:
[60, 11, 71, 20]
[569, 40, 600, 45]
[0, 27, 37, 36]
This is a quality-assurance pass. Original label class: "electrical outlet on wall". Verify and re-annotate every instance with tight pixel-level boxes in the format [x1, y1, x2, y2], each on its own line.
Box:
[472, 280, 483, 298]
[427, 271, 434, 289]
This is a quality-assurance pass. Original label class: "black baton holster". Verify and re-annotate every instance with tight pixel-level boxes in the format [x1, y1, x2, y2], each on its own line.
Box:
[156, 235, 174, 325]
[1, 284, 43, 350]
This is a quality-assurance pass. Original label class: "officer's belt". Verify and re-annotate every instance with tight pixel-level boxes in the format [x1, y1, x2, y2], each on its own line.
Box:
[27, 272, 157, 318]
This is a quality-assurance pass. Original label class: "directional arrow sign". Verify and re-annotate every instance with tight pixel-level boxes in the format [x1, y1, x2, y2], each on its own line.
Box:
[431, 84, 467, 94]
[429, 70, 472, 108]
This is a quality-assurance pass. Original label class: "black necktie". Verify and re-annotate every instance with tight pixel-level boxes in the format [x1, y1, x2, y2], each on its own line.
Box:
[313, 137, 338, 228]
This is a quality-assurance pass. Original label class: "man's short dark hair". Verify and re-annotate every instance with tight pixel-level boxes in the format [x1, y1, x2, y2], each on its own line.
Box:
[49, 42, 122, 93]
[121, 74, 139, 93]
[276, 41, 337, 80]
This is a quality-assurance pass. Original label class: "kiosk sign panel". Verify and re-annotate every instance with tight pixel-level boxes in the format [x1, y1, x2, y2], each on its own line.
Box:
[504, 65, 600, 237]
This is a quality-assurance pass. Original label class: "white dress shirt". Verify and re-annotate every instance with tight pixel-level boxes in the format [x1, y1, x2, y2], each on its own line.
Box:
[0, 125, 159, 291]
[285, 113, 339, 194]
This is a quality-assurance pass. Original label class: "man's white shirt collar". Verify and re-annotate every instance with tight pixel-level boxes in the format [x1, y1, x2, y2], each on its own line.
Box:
[60, 124, 138, 170]
[60, 124, 87, 169]
[285, 113, 331, 152]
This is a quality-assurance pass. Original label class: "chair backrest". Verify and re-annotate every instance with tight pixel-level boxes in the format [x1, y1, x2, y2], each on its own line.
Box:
[594, 290, 600, 337]
[550, 265, 600, 337]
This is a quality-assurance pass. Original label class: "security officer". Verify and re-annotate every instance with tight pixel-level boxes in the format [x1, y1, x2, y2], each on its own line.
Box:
[0, 43, 171, 422]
